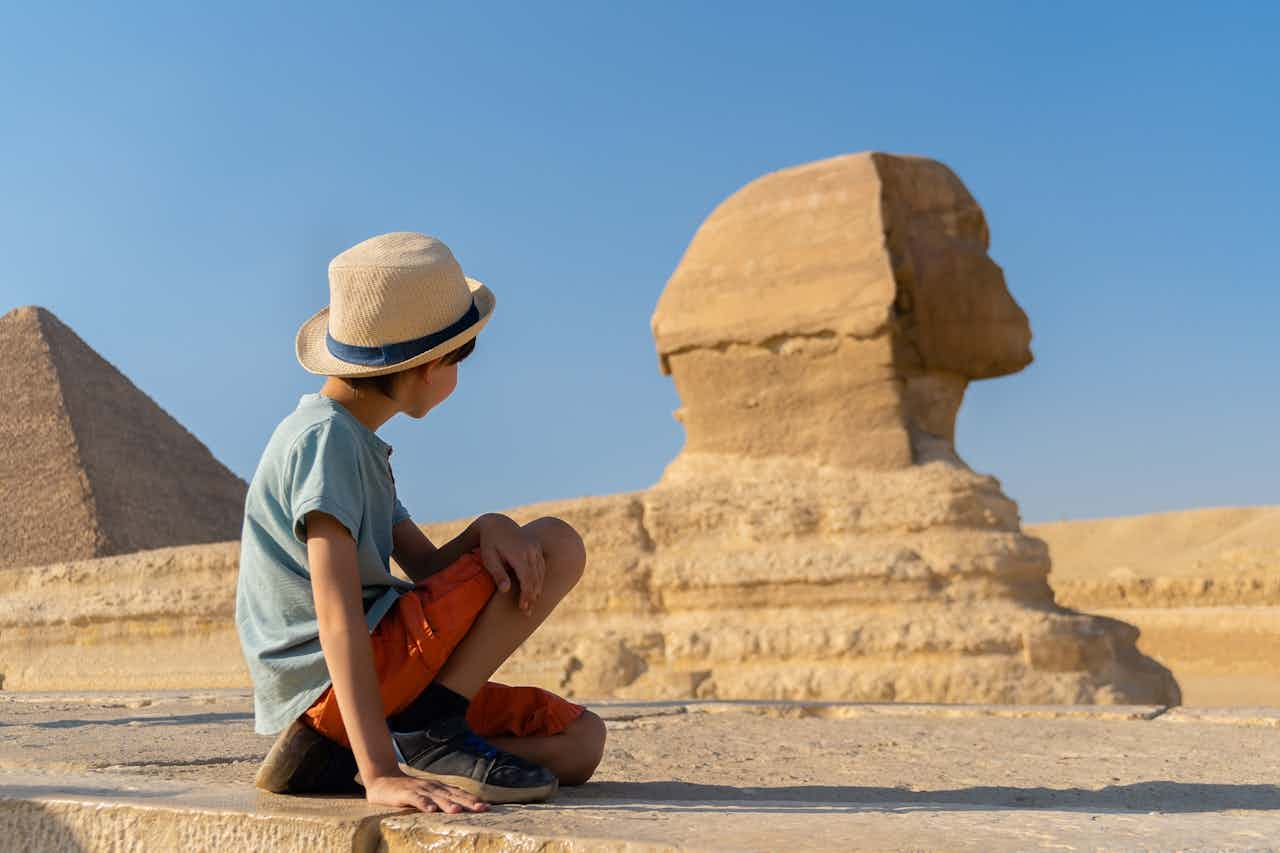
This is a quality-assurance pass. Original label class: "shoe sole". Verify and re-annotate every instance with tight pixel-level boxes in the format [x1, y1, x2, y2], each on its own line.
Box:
[255, 719, 323, 793]
[354, 764, 559, 804]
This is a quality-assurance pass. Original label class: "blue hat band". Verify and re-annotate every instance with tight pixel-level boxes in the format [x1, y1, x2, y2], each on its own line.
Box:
[325, 301, 480, 367]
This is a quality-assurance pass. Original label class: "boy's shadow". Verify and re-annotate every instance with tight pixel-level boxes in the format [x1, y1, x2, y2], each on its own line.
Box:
[556, 780, 1280, 815]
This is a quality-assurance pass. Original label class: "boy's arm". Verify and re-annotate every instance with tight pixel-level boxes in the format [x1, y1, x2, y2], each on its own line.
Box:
[307, 511, 485, 813]
[392, 513, 547, 614]
[392, 513, 498, 583]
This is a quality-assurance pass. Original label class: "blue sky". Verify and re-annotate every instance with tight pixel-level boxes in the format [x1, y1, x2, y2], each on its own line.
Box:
[1, 2, 1276, 524]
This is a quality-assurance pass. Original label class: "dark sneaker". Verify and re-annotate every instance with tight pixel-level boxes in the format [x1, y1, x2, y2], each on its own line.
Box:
[381, 716, 558, 803]
[254, 719, 361, 795]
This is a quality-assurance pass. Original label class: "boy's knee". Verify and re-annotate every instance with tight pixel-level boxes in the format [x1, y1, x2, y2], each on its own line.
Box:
[559, 709, 607, 786]
[526, 516, 587, 585]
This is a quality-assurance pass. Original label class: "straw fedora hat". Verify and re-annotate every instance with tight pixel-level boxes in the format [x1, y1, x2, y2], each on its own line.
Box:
[295, 232, 495, 378]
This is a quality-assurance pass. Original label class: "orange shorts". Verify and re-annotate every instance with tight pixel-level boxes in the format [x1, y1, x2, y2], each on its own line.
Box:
[302, 549, 583, 748]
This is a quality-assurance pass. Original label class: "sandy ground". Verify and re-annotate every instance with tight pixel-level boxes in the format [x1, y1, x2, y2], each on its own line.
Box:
[2, 690, 1279, 851]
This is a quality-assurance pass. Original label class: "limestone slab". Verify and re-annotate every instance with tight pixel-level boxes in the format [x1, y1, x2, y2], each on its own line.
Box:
[7, 775, 1280, 853]
[0, 771, 386, 852]
[1159, 706, 1280, 728]
[3, 692, 1280, 851]
[380, 802, 1280, 853]
[674, 699, 1169, 722]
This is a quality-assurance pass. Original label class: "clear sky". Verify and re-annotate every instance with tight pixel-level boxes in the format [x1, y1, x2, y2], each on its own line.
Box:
[2, 2, 1276, 525]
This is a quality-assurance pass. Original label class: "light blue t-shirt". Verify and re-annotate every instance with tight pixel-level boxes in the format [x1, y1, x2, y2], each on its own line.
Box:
[235, 392, 416, 735]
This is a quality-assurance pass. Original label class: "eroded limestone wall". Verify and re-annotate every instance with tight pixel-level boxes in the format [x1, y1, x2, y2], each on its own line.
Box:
[468, 467, 1175, 705]
[0, 542, 245, 691]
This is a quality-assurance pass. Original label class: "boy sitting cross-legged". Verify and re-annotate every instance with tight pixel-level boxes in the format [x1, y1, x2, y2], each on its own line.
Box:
[236, 232, 605, 813]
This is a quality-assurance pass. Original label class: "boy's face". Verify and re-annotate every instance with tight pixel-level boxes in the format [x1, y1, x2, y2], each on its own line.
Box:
[402, 358, 458, 418]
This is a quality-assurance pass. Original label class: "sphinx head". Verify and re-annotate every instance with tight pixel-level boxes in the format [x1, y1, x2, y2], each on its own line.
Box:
[652, 152, 1032, 470]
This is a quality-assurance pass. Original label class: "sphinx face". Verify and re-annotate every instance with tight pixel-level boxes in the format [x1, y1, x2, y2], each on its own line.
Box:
[888, 201, 1033, 381]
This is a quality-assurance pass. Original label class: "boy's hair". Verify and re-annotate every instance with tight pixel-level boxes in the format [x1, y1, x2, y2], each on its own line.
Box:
[342, 337, 476, 398]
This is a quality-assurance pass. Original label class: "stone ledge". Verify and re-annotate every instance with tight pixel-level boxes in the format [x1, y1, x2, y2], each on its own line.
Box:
[642, 699, 1171, 722]
[1158, 706, 1280, 728]
[6, 770, 1280, 853]
[0, 770, 386, 851]
[3, 693, 1280, 851]
[0, 691, 1174, 722]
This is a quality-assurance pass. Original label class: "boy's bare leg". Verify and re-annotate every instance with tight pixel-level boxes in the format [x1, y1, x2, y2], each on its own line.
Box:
[433, 516, 587, 698]
[487, 710, 607, 786]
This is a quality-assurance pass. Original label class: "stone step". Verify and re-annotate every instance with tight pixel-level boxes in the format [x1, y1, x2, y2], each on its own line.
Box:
[7, 768, 1280, 853]
[3, 694, 1279, 851]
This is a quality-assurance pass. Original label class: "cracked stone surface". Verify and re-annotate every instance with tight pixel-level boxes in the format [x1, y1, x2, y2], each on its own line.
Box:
[2, 691, 1279, 851]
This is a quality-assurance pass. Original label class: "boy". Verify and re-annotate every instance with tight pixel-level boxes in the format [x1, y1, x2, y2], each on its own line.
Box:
[236, 232, 605, 814]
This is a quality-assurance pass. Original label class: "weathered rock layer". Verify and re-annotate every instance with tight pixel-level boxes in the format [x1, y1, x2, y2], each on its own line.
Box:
[1040, 507, 1280, 705]
[0, 542, 244, 691]
[428, 484, 1175, 705]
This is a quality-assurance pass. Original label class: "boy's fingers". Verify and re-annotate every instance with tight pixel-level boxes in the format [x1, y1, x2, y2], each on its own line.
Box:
[451, 797, 488, 812]
[442, 788, 485, 810]
[480, 544, 512, 593]
[510, 555, 533, 612]
[425, 783, 483, 812]
[430, 794, 461, 813]
[496, 545, 530, 610]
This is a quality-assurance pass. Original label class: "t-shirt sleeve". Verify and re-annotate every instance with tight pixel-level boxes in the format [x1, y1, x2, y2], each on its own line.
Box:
[286, 423, 365, 544]
[392, 495, 413, 526]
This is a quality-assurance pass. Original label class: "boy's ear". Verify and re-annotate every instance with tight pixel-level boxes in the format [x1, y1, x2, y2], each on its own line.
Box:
[416, 359, 441, 381]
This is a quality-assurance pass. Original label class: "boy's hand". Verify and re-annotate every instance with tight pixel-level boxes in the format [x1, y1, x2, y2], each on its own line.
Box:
[477, 514, 546, 614]
[364, 772, 489, 813]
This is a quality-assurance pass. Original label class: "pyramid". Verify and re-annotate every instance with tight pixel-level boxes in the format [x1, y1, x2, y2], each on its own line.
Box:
[0, 306, 247, 570]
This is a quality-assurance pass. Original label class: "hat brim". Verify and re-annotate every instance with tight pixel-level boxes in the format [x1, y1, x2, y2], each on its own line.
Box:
[295, 278, 495, 378]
